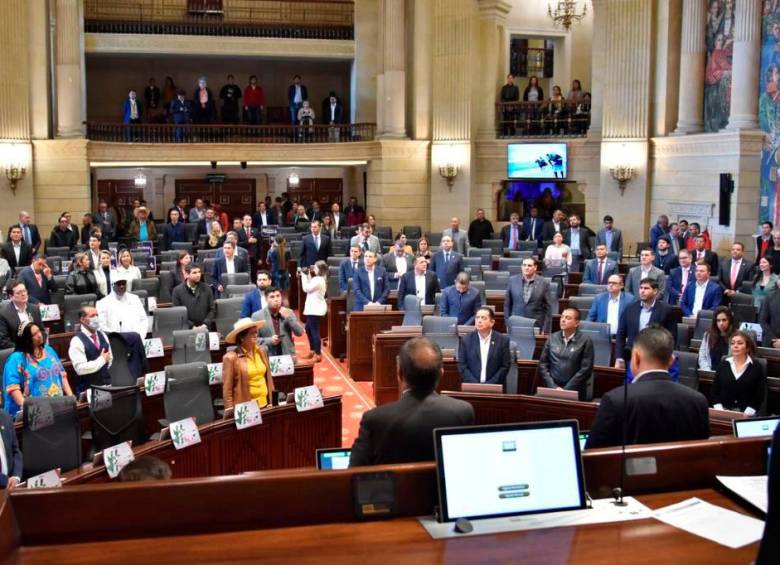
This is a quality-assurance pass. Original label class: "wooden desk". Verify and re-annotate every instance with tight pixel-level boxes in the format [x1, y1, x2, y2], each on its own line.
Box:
[4, 436, 768, 562]
[60, 395, 342, 485]
[327, 295, 348, 359]
[347, 310, 403, 380]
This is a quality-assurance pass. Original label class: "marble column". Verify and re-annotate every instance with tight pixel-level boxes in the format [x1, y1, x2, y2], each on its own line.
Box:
[587, 0, 607, 140]
[55, 0, 84, 138]
[376, 0, 406, 138]
[0, 0, 31, 141]
[673, 0, 706, 134]
[476, 0, 511, 140]
[726, 0, 761, 130]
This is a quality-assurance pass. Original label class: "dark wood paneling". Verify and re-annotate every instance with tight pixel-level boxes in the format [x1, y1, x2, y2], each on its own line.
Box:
[175, 178, 256, 224]
[347, 311, 404, 381]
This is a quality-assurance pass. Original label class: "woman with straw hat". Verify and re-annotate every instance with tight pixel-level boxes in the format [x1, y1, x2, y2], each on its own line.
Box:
[222, 318, 274, 410]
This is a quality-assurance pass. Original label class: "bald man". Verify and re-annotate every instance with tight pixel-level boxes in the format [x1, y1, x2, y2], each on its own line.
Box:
[442, 217, 470, 255]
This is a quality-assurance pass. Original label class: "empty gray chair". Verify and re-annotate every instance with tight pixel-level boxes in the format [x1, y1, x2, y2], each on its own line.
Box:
[483, 271, 510, 291]
[221, 272, 250, 287]
[426, 232, 443, 247]
[693, 311, 714, 340]
[327, 256, 345, 268]
[507, 315, 537, 330]
[462, 257, 483, 279]
[0, 347, 15, 377]
[422, 316, 458, 335]
[22, 396, 81, 477]
[46, 246, 70, 258]
[676, 323, 691, 351]
[507, 249, 535, 259]
[163, 362, 214, 426]
[107, 333, 139, 387]
[289, 240, 303, 258]
[518, 241, 537, 253]
[160, 261, 176, 273]
[225, 284, 255, 299]
[152, 306, 188, 346]
[504, 348, 519, 393]
[53, 274, 68, 290]
[498, 258, 524, 271]
[331, 239, 348, 256]
[470, 280, 487, 305]
[326, 274, 342, 299]
[63, 293, 97, 331]
[579, 284, 607, 296]
[161, 250, 181, 263]
[196, 248, 219, 261]
[579, 321, 611, 367]
[468, 247, 492, 266]
[171, 242, 193, 253]
[569, 296, 595, 318]
[579, 320, 610, 340]
[732, 303, 757, 325]
[676, 351, 700, 390]
[375, 226, 392, 240]
[427, 333, 460, 354]
[508, 326, 536, 360]
[433, 292, 442, 315]
[201, 258, 217, 286]
[215, 297, 244, 338]
[184, 223, 199, 243]
[172, 328, 212, 365]
[402, 225, 422, 239]
[482, 239, 503, 255]
[88, 384, 146, 453]
[346, 279, 356, 315]
[402, 294, 423, 326]
[158, 271, 174, 304]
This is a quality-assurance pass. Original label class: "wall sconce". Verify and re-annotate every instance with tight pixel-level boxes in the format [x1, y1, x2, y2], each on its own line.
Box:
[3, 143, 27, 194]
[134, 172, 147, 188]
[438, 163, 459, 190]
[288, 172, 300, 187]
[609, 165, 635, 196]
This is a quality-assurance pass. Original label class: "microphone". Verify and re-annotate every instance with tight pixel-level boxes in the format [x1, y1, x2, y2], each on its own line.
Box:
[612, 365, 629, 507]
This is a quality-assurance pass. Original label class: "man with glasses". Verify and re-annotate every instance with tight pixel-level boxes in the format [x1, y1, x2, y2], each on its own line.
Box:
[0, 279, 44, 349]
[586, 275, 636, 336]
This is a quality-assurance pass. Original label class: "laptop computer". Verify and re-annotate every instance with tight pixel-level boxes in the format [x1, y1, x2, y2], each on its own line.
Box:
[316, 448, 352, 470]
[733, 416, 780, 439]
[536, 387, 579, 401]
[434, 420, 587, 522]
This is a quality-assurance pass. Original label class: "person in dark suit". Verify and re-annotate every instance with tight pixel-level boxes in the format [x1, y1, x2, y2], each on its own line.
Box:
[653, 237, 679, 274]
[541, 209, 568, 243]
[504, 258, 552, 332]
[239, 271, 272, 318]
[352, 250, 390, 311]
[595, 215, 623, 259]
[711, 330, 766, 416]
[350, 337, 474, 466]
[236, 214, 260, 272]
[397, 256, 440, 309]
[0, 410, 22, 489]
[194, 208, 217, 243]
[329, 202, 347, 233]
[718, 242, 754, 298]
[16, 211, 41, 254]
[167, 197, 188, 224]
[287, 74, 308, 125]
[0, 279, 44, 349]
[211, 241, 248, 296]
[192, 77, 217, 124]
[338, 246, 362, 293]
[94, 202, 117, 241]
[649, 214, 670, 250]
[299, 220, 331, 268]
[252, 201, 276, 229]
[756, 221, 774, 260]
[382, 244, 414, 283]
[500, 212, 524, 251]
[48, 216, 78, 250]
[122, 89, 142, 125]
[586, 326, 709, 449]
[457, 307, 511, 386]
[562, 214, 593, 261]
[538, 308, 595, 400]
[756, 418, 780, 563]
[2, 226, 33, 270]
[162, 209, 187, 251]
[322, 93, 343, 124]
[440, 272, 482, 325]
[429, 235, 464, 289]
[679, 262, 723, 317]
[615, 278, 677, 366]
[666, 249, 695, 305]
[522, 206, 544, 244]
[690, 234, 720, 276]
[582, 244, 618, 285]
[759, 287, 780, 348]
[586, 275, 636, 336]
[20, 256, 57, 305]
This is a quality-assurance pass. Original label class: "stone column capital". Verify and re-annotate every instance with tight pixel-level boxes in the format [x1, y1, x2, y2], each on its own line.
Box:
[477, 0, 512, 23]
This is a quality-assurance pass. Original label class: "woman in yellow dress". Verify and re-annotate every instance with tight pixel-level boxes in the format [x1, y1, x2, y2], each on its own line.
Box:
[222, 318, 275, 409]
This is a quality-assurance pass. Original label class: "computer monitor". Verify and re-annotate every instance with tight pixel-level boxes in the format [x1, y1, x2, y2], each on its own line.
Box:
[734, 416, 780, 439]
[316, 448, 351, 470]
[434, 420, 586, 522]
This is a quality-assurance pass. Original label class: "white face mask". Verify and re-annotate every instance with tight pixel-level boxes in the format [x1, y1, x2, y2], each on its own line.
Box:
[84, 316, 101, 331]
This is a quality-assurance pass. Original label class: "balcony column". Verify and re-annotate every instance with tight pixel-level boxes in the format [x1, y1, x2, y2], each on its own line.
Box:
[587, 0, 607, 140]
[376, 0, 406, 138]
[726, 0, 761, 130]
[55, 0, 84, 138]
[476, 0, 512, 140]
[673, 0, 706, 134]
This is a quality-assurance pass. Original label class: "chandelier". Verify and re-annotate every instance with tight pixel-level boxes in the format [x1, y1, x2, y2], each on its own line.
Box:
[548, 1, 588, 31]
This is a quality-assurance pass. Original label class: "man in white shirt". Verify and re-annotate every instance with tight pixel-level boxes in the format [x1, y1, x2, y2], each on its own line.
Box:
[679, 262, 723, 317]
[457, 307, 511, 385]
[87, 235, 102, 270]
[382, 240, 414, 281]
[96, 277, 149, 340]
[625, 248, 666, 297]
[68, 306, 113, 391]
[397, 256, 440, 309]
[586, 275, 636, 336]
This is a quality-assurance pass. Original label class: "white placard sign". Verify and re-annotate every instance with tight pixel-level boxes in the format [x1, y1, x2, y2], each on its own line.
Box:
[207, 363, 223, 385]
[26, 469, 62, 489]
[234, 400, 263, 430]
[170, 417, 201, 450]
[294, 385, 324, 412]
[209, 332, 220, 351]
[104, 441, 135, 479]
[39, 304, 61, 322]
[147, 296, 158, 312]
[143, 337, 165, 358]
[269, 355, 295, 377]
[143, 371, 166, 396]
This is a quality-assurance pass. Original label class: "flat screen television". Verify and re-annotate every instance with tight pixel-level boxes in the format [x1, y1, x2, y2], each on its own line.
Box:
[507, 143, 568, 179]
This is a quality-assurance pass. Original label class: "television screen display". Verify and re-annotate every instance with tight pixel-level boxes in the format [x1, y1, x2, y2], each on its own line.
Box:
[508, 143, 568, 179]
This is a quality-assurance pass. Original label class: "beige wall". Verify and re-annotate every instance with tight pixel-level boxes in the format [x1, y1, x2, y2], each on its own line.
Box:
[85, 55, 353, 121]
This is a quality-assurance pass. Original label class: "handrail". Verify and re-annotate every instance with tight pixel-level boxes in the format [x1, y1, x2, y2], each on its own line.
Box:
[86, 121, 375, 144]
[495, 100, 590, 139]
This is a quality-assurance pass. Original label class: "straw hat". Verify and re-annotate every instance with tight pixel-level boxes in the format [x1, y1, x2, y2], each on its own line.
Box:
[224, 318, 265, 344]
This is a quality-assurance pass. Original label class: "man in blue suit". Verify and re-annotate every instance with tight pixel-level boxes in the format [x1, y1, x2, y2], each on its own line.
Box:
[287, 74, 308, 125]
[339, 245, 362, 293]
[615, 278, 677, 366]
[649, 214, 670, 249]
[0, 409, 22, 488]
[679, 262, 723, 317]
[353, 250, 390, 311]
[457, 307, 511, 385]
[212, 241, 249, 296]
[239, 271, 272, 318]
[299, 220, 332, 268]
[122, 89, 142, 125]
[500, 212, 524, 251]
[595, 215, 623, 259]
[666, 249, 695, 305]
[582, 244, 618, 285]
[440, 272, 482, 325]
[20, 256, 57, 304]
[586, 274, 636, 336]
[522, 206, 544, 244]
[430, 235, 464, 289]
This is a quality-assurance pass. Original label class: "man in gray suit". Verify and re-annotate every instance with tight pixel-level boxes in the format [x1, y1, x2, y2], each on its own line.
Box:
[595, 215, 623, 259]
[349, 223, 381, 254]
[252, 287, 304, 356]
[504, 257, 552, 332]
[350, 337, 474, 466]
[625, 248, 667, 298]
[442, 217, 470, 255]
[538, 308, 595, 400]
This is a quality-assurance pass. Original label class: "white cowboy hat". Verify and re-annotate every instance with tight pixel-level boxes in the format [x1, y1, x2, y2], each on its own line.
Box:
[224, 317, 265, 344]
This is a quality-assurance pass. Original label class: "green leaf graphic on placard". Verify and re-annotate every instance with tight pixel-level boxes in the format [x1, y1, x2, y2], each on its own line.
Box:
[270, 358, 280, 374]
[106, 450, 118, 475]
[145, 375, 156, 394]
[236, 405, 247, 426]
[172, 425, 183, 446]
[296, 389, 307, 407]
[144, 341, 151, 356]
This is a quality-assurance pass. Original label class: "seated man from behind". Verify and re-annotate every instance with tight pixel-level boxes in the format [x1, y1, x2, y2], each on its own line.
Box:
[253, 286, 304, 357]
[538, 308, 595, 400]
[439, 272, 481, 325]
[119, 456, 172, 482]
[349, 337, 474, 466]
[457, 307, 512, 386]
[585, 326, 709, 449]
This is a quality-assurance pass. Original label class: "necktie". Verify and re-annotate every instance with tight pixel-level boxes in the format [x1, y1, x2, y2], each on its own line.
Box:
[681, 270, 689, 295]
[445, 252, 450, 263]
[597, 261, 604, 284]
[91, 332, 100, 350]
[35, 272, 42, 286]
[730, 262, 738, 289]
[510, 226, 517, 250]
[315, 236, 320, 250]
[23, 225, 31, 245]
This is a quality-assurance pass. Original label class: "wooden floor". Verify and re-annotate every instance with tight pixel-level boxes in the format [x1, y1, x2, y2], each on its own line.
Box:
[17, 489, 761, 564]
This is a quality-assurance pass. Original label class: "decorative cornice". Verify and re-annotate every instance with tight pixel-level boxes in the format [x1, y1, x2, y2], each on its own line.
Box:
[651, 130, 766, 157]
[477, 0, 512, 23]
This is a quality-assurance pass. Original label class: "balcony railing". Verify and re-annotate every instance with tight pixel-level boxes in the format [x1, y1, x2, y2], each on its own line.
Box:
[84, 0, 354, 40]
[86, 122, 375, 143]
[496, 101, 590, 139]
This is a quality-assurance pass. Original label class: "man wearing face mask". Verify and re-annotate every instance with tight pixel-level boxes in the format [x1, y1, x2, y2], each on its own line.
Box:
[68, 306, 113, 392]
[96, 276, 149, 340]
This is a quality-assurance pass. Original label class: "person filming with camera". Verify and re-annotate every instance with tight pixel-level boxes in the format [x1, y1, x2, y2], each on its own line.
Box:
[298, 261, 327, 363]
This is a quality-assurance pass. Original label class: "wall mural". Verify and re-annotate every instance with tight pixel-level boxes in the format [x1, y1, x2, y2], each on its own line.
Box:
[759, 1, 780, 226]
[704, 0, 735, 132]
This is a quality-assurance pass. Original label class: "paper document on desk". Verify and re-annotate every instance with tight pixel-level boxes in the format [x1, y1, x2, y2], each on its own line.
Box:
[716, 475, 768, 514]
[653, 497, 764, 549]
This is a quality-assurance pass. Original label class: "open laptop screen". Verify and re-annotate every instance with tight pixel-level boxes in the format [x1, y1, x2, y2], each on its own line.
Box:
[434, 420, 586, 522]
[316, 448, 351, 470]
[734, 417, 780, 439]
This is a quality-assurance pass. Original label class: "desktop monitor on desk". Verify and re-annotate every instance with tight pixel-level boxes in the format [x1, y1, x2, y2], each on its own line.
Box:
[434, 420, 586, 522]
